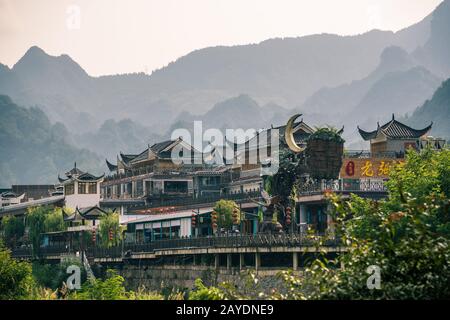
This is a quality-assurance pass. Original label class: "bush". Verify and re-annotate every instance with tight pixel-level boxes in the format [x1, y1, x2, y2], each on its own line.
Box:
[0, 241, 35, 299]
[308, 126, 345, 143]
[32, 258, 86, 290]
[1, 215, 25, 247]
[98, 211, 123, 248]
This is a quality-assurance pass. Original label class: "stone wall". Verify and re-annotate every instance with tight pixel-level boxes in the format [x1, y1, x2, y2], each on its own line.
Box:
[107, 263, 300, 293]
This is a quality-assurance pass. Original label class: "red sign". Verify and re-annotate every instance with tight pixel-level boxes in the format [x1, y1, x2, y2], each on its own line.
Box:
[345, 161, 355, 176]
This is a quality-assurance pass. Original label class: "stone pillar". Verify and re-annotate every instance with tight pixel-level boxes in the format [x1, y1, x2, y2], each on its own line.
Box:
[215, 254, 220, 270]
[226, 253, 232, 271]
[239, 253, 245, 270]
[255, 252, 261, 272]
[293, 252, 298, 271]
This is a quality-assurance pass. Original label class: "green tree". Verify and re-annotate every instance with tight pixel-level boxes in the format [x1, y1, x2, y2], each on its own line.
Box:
[25, 206, 48, 255]
[0, 241, 35, 299]
[1, 215, 25, 247]
[70, 270, 127, 300]
[43, 208, 66, 233]
[278, 148, 450, 299]
[191, 149, 450, 300]
[98, 211, 123, 248]
[213, 200, 240, 230]
[25, 206, 67, 255]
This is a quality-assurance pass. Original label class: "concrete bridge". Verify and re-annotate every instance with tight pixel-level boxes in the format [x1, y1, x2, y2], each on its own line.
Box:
[11, 233, 345, 272]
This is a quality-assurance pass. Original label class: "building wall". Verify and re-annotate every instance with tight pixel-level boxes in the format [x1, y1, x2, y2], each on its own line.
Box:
[65, 193, 100, 210]
[180, 217, 192, 237]
[386, 139, 418, 154]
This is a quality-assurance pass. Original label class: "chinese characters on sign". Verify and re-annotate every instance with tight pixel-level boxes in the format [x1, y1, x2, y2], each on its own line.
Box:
[341, 158, 403, 179]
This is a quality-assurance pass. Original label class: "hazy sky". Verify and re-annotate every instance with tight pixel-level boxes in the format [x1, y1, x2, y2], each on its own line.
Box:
[0, 0, 443, 76]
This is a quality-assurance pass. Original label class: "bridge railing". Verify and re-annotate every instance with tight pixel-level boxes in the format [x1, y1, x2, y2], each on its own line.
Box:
[11, 233, 342, 260]
[122, 233, 340, 254]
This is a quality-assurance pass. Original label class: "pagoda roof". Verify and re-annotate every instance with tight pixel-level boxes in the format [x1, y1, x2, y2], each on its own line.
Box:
[63, 208, 84, 222]
[65, 162, 84, 177]
[59, 163, 104, 184]
[1, 191, 23, 199]
[76, 172, 105, 181]
[58, 174, 68, 183]
[358, 114, 432, 141]
[237, 119, 314, 150]
[105, 159, 117, 172]
[150, 139, 176, 153]
[64, 206, 109, 221]
[120, 152, 138, 164]
[123, 138, 199, 164]
[128, 147, 155, 164]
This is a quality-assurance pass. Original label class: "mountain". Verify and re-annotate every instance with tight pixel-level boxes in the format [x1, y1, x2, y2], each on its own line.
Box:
[404, 78, 450, 140]
[350, 66, 442, 121]
[75, 118, 163, 161]
[0, 95, 103, 187]
[0, 3, 438, 134]
[301, 46, 417, 115]
[414, 0, 450, 78]
[338, 66, 441, 147]
[147, 29, 427, 112]
[166, 94, 289, 140]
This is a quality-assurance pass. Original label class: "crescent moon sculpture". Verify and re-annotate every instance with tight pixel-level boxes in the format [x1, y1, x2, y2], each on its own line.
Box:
[285, 114, 306, 153]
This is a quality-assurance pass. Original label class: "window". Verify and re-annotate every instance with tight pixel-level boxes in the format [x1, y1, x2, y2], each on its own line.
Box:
[78, 182, 87, 194]
[164, 181, 188, 193]
[65, 183, 74, 195]
[88, 182, 97, 194]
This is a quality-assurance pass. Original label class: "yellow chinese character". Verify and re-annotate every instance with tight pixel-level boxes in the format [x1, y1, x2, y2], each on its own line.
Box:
[361, 161, 374, 177]
[378, 161, 390, 176]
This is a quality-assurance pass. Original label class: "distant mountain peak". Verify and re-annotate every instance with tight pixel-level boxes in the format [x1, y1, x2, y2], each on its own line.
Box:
[12, 45, 89, 78]
[26, 45, 47, 55]
[377, 46, 414, 73]
[13, 45, 50, 67]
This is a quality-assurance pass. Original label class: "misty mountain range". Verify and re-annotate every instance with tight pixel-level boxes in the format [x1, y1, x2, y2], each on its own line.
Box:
[0, 0, 450, 186]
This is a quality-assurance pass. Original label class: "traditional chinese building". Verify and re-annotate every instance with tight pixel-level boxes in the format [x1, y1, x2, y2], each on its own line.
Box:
[58, 163, 104, 210]
[357, 114, 433, 157]
[0, 191, 25, 207]
[295, 115, 437, 236]
[229, 119, 315, 194]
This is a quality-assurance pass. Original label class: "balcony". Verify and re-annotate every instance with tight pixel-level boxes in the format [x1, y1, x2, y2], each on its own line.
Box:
[132, 190, 262, 211]
[344, 150, 404, 159]
[298, 179, 388, 196]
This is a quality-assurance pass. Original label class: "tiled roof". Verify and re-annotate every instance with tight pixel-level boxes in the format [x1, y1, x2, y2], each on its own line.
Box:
[240, 120, 314, 149]
[358, 114, 432, 141]
[106, 159, 117, 172]
[150, 140, 175, 153]
[76, 172, 105, 181]
[120, 153, 138, 164]
[65, 162, 84, 177]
